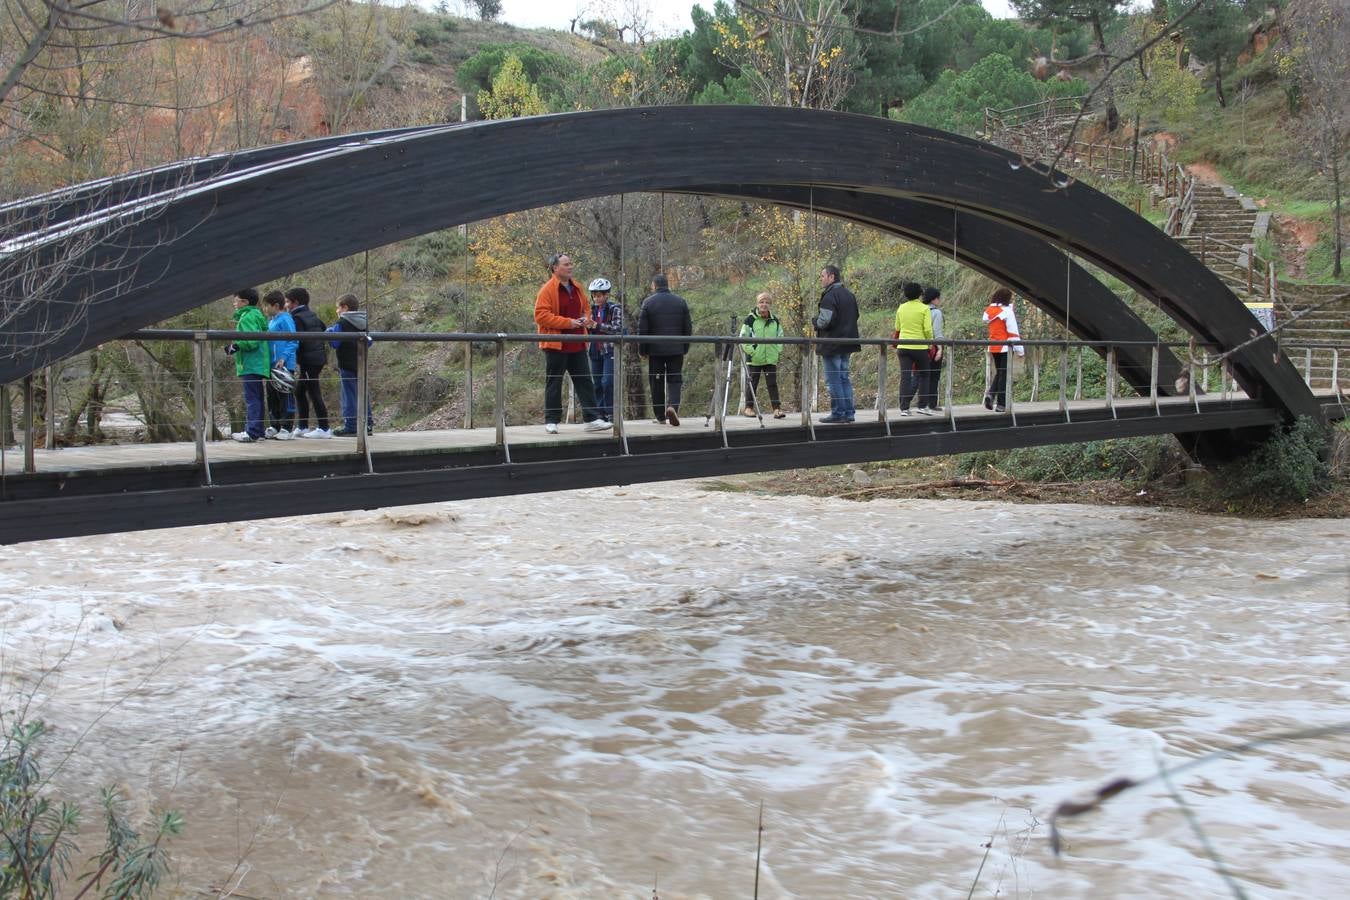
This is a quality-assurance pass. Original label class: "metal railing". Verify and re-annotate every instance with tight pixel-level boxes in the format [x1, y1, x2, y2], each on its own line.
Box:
[5, 328, 1335, 482]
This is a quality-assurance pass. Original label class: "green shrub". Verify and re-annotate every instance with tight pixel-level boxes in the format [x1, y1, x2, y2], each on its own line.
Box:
[1, 716, 181, 897]
[957, 435, 1183, 483]
[1215, 416, 1331, 504]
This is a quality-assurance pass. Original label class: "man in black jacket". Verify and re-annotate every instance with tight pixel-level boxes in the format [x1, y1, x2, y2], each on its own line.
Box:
[284, 286, 332, 439]
[814, 264, 861, 423]
[637, 273, 693, 426]
[328, 294, 374, 437]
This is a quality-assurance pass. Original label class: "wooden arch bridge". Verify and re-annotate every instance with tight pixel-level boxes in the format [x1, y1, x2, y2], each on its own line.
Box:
[0, 107, 1341, 545]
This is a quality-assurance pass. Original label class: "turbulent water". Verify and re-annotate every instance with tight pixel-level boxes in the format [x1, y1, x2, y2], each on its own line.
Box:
[2, 483, 1347, 898]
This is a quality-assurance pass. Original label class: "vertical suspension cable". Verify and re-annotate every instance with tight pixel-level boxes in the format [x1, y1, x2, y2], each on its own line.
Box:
[659, 192, 665, 272]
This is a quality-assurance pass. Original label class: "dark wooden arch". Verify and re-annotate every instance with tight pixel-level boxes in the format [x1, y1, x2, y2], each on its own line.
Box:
[2, 123, 1182, 394]
[0, 107, 1316, 420]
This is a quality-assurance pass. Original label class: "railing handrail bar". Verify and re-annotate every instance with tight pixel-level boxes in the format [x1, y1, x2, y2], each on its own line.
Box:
[128, 328, 1232, 352]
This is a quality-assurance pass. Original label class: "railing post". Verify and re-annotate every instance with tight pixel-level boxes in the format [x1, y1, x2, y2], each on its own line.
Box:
[1200, 233, 1207, 264]
[877, 344, 890, 436]
[1150, 343, 1161, 415]
[1058, 342, 1070, 423]
[1332, 349, 1341, 408]
[44, 365, 56, 451]
[207, 343, 218, 442]
[192, 335, 211, 484]
[464, 342, 474, 430]
[1303, 347, 1313, 385]
[1105, 346, 1118, 419]
[357, 336, 372, 473]
[713, 341, 728, 448]
[1221, 358, 1232, 403]
[1074, 346, 1084, 400]
[1246, 251, 1254, 294]
[1030, 348, 1041, 402]
[801, 344, 816, 441]
[1006, 345, 1017, 426]
[1202, 354, 1212, 394]
[495, 338, 510, 463]
[1189, 350, 1200, 413]
[614, 336, 629, 455]
[22, 374, 35, 474]
[944, 344, 956, 432]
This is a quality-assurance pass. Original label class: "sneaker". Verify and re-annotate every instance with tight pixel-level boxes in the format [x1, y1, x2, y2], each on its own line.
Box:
[665, 407, 680, 427]
[653, 418, 665, 425]
[264, 426, 278, 439]
[275, 429, 294, 441]
[899, 409, 912, 417]
[772, 408, 786, 419]
[293, 427, 311, 438]
[308, 427, 332, 440]
[983, 395, 994, 410]
[331, 428, 355, 437]
[544, 423, 559, 434]
[932, 406, 944, 413]
[994, 405, 1008, 413]
[584, 419, 612, 432]
[231, 432, 255, 443]
[743, 406, 756, 417]
[916, 407, 934, 416]
[818, 414, 845, 423]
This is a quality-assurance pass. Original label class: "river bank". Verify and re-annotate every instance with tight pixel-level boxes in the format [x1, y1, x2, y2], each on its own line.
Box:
[711, 427, 1350, 520]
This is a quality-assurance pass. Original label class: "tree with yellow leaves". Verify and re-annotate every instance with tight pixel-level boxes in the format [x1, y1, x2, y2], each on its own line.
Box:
[710, 0, 860, 109]
[478, 53, 548, 120]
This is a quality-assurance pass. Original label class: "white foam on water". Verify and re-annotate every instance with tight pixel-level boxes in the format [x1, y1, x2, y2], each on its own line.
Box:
[2, 484, 1347, 896]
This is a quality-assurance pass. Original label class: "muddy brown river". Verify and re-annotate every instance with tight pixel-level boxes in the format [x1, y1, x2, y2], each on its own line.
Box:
[2, 482, 1347, 898]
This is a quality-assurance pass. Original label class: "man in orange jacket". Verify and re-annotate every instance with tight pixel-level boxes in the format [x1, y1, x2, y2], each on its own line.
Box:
[534, 253, 612, 435]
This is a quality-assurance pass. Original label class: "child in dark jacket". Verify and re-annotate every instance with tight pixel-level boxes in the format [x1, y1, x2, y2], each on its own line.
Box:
[327, 293, 374, 436]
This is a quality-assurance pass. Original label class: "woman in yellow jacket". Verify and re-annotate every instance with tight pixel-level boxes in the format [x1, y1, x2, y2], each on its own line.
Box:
[893, 281, 933, 416]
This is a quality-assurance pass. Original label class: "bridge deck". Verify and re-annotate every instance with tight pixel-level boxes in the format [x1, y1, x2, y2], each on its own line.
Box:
[0, 393, 1276, 476]
[1, 392, 1342, 545]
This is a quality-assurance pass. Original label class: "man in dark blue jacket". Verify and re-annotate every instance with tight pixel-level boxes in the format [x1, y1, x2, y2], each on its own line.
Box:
[637, 273, 692, 426]
[814, 265, 861, 423]
[327, 294, 374, 437]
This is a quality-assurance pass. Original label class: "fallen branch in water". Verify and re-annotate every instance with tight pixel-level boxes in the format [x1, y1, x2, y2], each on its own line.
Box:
[837, 477, 1014, 498]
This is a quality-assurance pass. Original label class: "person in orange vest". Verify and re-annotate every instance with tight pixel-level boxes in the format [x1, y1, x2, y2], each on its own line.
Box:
[534, 253, 612, 435]
[983, 287, 1025, 412]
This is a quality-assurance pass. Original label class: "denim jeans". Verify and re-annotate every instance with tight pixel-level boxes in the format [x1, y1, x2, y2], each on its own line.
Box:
[821, 352, 855, 419]
[241, 373, 266, 439]
[338, 368, 374, 433]
[589, 352, 614, 420]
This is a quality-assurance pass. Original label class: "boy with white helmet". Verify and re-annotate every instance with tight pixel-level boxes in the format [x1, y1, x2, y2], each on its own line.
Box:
[587, 277, 624, 422]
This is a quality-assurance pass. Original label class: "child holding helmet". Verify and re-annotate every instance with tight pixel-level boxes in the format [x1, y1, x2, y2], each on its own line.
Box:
[587, 277, 624, 422]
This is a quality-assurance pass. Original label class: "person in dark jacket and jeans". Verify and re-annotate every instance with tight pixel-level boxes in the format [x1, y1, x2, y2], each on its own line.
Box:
[284, 286, 332, 439]
[637, 273, 692, 426]
[814, 265, 861, 423]
[327, 294, 374, 436]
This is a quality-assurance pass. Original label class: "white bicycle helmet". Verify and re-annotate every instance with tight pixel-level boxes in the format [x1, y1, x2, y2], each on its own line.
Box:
[588, 277, 612, 293]
[269, 364, 296, 394]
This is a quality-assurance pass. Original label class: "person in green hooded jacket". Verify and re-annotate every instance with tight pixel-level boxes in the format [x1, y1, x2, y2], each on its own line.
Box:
[227, 288, 270, 442]
[739, 292, 786, 418]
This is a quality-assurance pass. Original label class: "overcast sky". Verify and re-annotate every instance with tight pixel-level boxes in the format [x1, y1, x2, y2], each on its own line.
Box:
[493, 0, 1018, 35]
